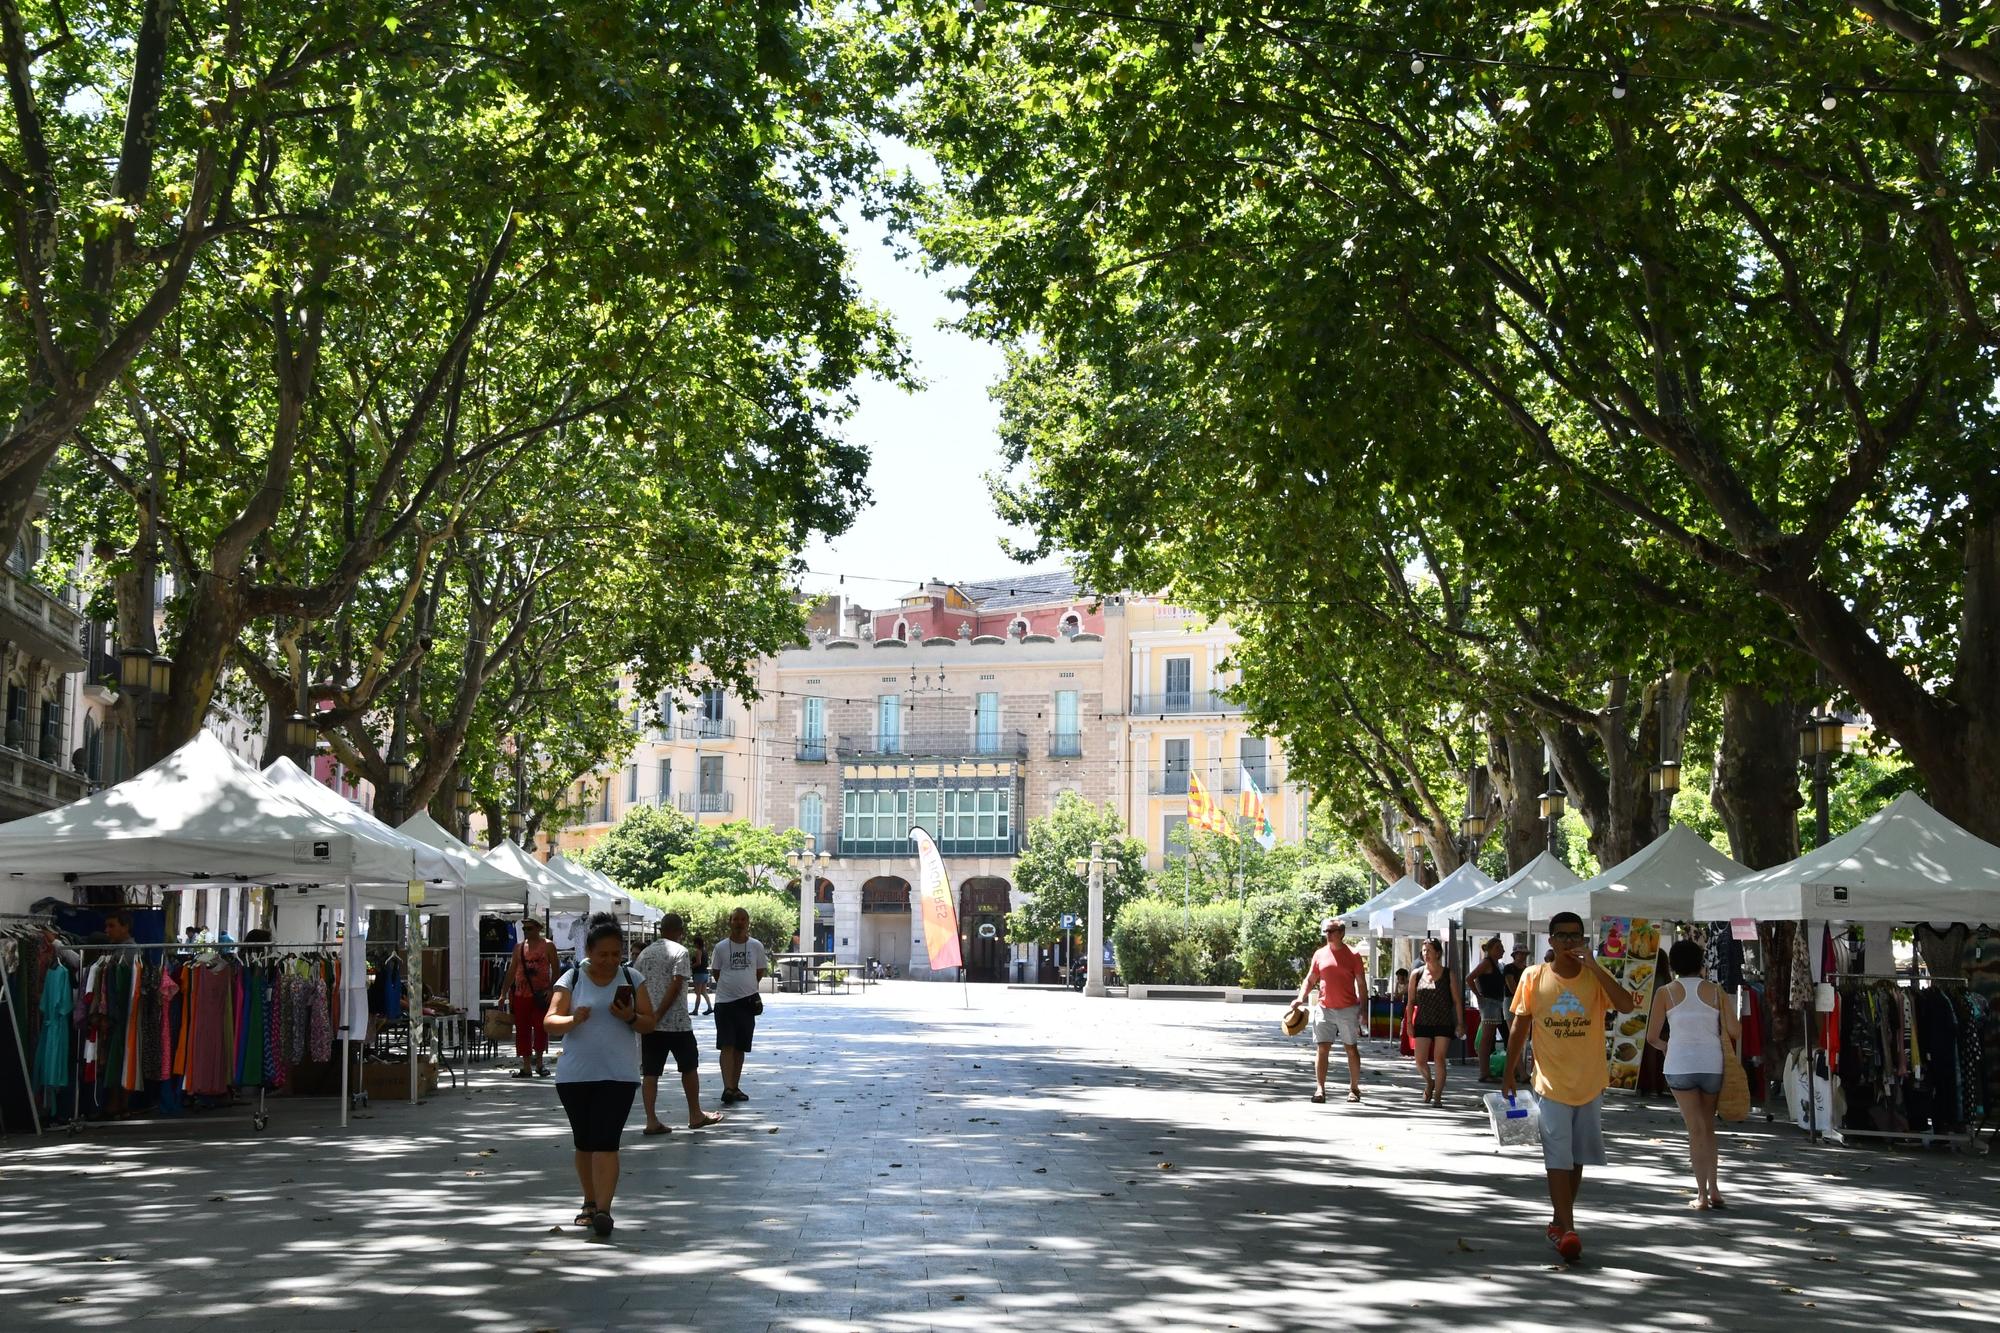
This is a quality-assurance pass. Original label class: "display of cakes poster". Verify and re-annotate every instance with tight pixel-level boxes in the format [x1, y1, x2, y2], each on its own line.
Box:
[1600, 917, 1660, 1090]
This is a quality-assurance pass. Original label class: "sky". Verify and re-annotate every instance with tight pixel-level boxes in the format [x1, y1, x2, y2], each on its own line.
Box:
[798, 150, 1049, 608]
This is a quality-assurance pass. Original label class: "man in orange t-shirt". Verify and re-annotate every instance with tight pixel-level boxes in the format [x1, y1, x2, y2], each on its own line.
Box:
[1502, 910, 1636, 1264]
[1291, 918, 1368, 1104]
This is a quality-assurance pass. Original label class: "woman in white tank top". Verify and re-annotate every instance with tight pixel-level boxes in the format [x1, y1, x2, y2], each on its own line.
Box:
[1645, 939, 1742, 1210]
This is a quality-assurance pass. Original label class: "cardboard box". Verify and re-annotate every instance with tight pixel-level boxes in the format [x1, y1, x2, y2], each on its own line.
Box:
[361, 1057, 438, 1100]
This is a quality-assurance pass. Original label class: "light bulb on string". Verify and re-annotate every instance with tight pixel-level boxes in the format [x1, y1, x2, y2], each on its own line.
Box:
[1611, 70, 1628, 100]
[1409, 52, 1427, 75]
[1820, 84, 1838, 111]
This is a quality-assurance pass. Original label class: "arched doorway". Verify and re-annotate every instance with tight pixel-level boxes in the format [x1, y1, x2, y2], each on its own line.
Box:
[861, 876, 912, 975]
[959, 877, 1012, 983]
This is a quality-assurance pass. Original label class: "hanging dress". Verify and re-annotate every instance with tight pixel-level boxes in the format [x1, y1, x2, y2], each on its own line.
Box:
[35, 961, 72, 1099]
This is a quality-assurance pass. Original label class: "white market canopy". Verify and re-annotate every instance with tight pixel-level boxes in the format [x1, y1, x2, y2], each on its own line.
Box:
[1534, 825, 1747, 926]
[1338, 874, 1421, 931]
[548, 853, 622, 916]
[485, 839, 593, 912]
[1691, 791, 2000, 924]
[1371, 862, 1496, 936]
[0, 731, 373, 900]
[261, 758, 461, 890]
[1440, 851, 1582, 934]
[399, 812, 543, 915]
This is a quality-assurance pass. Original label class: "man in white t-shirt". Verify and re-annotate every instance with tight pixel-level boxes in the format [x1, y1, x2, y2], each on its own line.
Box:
[710, 907, 768, 1103]
[634, 914, 722, 1134]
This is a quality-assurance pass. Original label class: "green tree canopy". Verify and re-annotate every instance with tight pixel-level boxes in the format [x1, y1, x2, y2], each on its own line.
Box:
[1006, 792, 1149, 945]
[575, 803, 699, 899]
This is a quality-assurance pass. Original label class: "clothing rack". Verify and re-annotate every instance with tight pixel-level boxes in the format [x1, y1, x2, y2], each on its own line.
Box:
[16, 937, 354, 1137]
[1812, 962, 1985, 1150]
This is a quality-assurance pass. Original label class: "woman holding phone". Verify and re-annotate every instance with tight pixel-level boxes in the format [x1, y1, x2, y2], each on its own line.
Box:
[545, 912, 657, 1239]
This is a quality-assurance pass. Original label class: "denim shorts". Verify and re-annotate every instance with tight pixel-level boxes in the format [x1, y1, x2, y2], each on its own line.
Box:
[1665, 1071, 1724, 1095]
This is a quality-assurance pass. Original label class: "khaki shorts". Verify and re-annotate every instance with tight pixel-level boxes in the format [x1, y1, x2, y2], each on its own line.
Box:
[1311, 1005, 1365, 1047]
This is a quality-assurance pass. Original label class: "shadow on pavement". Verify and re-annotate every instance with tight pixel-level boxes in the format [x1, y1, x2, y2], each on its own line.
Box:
[0, 984, 1994, 1332]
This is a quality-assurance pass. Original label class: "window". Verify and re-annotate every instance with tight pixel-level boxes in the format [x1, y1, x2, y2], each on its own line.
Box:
[655, 692, 674, 740]
[657, 757, 671, 802]
[913, 788, 940, 839]
[701, 687, 726, 724]
[1239, 736, 1268, 788]
[1163, 813, 1190, 859]
[1164, 657, 1193, 711]
[1052, 690, 1080, 755]
[974, 691, 1000, 753]
[625, 764, 639, 803]
[699, 754, 723, 795]
[842, 788, 909, 853]
[799, 791, 824, 850]
[598, 780, 612, 823]
[802, 696, 825, 743]
[941, 788, 1012, 854]
[877, 693, 901, 751]
[1162, 738, 1190, 795]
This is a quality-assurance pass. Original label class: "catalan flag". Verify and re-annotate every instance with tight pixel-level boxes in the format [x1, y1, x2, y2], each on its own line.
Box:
[1187, 771, 1238, 840]
[1239, 767, 1277, 851]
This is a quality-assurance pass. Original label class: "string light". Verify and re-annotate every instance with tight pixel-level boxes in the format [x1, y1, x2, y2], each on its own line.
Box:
[1409, 52, 1426, 76]
[1611, 69, 1628, 100]
[1820, 83, 1839, 111]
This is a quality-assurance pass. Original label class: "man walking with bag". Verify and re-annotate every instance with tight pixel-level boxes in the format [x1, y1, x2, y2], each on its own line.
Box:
[1291, 918, 1368, 1104]
[1502, 910, 1637, 1263]
[711, 907, 768, 1104]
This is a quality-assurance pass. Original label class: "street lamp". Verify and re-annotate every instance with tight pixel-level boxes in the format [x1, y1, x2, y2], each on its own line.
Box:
[455, 774, 473, 840]
[119, 644, 154, 692]
[149, 654, 173, 697]
[285, 712, 315, 753]
[1647, 760, 1681, 795]
[507, 805, 525, 842]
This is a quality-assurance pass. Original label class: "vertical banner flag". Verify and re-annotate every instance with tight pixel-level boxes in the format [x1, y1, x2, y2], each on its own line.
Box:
[1187, 771, 1239, 840]
[1239, 768, 1277, 851]
[911, 827, 963, 972]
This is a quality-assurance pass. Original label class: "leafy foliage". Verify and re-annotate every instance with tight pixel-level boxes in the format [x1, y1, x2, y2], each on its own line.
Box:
[575, 803, 699, 899]
[1004, 792, 1150, 945]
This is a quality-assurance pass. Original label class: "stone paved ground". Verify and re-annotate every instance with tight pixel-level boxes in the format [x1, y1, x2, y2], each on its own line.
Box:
[2, 982, 1997, 1333]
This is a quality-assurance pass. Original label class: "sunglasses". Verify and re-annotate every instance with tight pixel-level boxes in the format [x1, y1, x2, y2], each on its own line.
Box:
[1551, 932, 1585, 943]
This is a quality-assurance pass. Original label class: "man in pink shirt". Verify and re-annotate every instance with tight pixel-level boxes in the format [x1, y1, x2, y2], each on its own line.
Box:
[1291, 918, 1368, 1103]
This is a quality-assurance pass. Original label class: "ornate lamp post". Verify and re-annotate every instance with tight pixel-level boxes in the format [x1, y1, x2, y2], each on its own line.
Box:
[454, 774, 474, 842]
[1537, 750, 1566, 855]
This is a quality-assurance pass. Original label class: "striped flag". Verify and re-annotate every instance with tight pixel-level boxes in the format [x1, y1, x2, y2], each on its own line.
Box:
[1239, 767, 1277, 851]
[1187, 771, 1238, 840]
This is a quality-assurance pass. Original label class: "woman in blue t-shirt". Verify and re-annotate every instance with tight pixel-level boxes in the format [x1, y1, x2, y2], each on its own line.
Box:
[545, 913, 659, 1239]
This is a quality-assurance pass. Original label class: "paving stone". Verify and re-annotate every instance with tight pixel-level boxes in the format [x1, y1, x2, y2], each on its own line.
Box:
[3, 983, 1997, 1332]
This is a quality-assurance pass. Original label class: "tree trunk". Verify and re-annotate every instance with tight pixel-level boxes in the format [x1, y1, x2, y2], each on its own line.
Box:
[1710, 684, 1801, 872]
[1487, 721, 1547, 872]
[157, 573, 248, 755]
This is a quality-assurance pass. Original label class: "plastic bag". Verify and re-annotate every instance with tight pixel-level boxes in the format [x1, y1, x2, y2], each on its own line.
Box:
[1483, 1089, 1540, 1150]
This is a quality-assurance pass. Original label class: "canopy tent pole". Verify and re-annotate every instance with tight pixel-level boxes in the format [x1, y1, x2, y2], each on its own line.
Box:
[340, 880, 355, 1129]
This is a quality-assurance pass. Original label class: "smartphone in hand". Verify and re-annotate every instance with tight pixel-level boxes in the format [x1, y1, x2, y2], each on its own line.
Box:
[613, 984, 635, 1011]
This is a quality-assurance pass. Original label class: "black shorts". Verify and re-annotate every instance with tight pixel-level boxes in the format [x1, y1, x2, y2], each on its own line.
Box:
[714, 997, 758, 1052]
[1413, 1022, 1457, 1040]
[556, 1079, 637, 1152]
[642, 1030, 699, 1078]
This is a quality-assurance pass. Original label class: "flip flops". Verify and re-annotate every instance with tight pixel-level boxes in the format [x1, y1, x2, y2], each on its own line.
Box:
[1310, 1090, 1327, 1104]
[643, 1124, 673, 1136]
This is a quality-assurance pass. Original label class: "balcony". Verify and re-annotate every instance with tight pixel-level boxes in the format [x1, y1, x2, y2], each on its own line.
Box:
[0, 744, 92, 818]
[1048, 730, 1082, 757]
[678, 790, 734, 814]
[1129, 690, 1245, 716]
[837, 729, 1029, 760]
[795, 737, 829, 762]
[1148, 774, 1241, 796]
[679, 717, 735, 741]
[0, 569, 85, 672]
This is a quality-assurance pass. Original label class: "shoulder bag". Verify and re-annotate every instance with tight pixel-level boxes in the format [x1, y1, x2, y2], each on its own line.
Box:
[1717, 982, 1750, 1122]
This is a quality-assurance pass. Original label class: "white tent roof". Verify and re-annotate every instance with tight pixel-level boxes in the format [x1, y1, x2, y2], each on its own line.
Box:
[1371, 862, 1497, 936]
[548, 854, 622, 915]
[1441, 851, 1581, 934]
[398, 812, 543, 914]
[1690, 791, 2000, 924]
[262, 758, 461, 887]
[0, 731, 368, 898]
[1534, 825, 1747, 926]
[485, 840, 593, 912]
[1338, 874, 1421, 930]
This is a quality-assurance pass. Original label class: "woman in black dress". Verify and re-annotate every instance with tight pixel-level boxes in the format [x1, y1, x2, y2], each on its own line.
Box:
[1407, 938, 1464, 1106]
